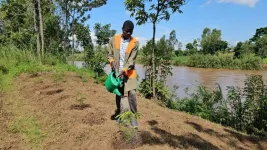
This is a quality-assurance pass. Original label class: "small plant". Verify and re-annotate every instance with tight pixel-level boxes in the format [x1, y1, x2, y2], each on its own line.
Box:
[116, 111, 142, 126]
[120, 126, 138, 144]
[52, 71, 64, 86]
[36, 77, 44, 83]
[76, 93, 86, 106]
[77, 97, 86, 106]
[115, 111, 142, 144]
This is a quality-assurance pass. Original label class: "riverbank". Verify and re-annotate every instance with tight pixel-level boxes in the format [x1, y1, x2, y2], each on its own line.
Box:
[1, 48, 267, 148]
[137, 54, 267, 71]
[1, 71, 266, 149]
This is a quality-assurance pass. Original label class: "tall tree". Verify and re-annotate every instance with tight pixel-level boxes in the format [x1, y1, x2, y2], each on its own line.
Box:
[0, 20, 3, 33]
[33, 0, 41, 58]
[125, 0, 187, 98]
[186, 43, 194, 50]
[37, 0, 44, 57]
[33, 0, 44, 58]
[256, 35, 267, 58]
[178, 41, 182, 50]
[0, 0, 34, 48]
[250, 27, 267, 58]
[168, 30, 178, 50]
[233, 41, 243, 59]
[72, 22, 94, 61]
[200, 27, 222, 55]
[93, 23, 116, 46]
[56, 0, 107, 58]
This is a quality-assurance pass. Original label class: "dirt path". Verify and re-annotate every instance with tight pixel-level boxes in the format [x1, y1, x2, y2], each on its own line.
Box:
[1, 72, 267, 150]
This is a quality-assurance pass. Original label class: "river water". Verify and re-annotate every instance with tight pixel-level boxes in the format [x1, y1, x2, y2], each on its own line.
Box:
[73, 61, 267, 98]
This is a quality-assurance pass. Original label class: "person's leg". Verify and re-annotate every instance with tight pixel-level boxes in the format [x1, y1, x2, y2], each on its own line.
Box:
[111, 87, 123, 120]
[115, 95, 121, 114]
[128, 90, 138, 128]
[128, 90, 137, 113]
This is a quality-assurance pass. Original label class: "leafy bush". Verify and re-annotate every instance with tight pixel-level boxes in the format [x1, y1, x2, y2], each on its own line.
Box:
[138, 79, 171, 104]
[187, 54, 263, 70]
[84, 46, 107, 82]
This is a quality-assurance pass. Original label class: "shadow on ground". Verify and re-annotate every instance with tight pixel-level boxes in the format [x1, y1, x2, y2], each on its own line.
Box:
[137, 120, 220, 150]
[185, 121, 265, 150]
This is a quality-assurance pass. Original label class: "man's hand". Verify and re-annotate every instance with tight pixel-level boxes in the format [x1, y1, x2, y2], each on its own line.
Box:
[111, 62, 115, 72]
[117, 70, 125, 80]
[117, 70, 125, 87]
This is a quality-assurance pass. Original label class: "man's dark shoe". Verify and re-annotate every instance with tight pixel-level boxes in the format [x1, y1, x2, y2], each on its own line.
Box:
[111, 110, 120, 120]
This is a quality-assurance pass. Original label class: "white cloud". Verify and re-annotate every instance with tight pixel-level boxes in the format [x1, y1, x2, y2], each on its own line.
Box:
[90, 32, 97, 45]
[200, 0, 212, 7]
[200, 0, 259, 7]
[68, 34, 77, 41]
[217, 0, 259, 7]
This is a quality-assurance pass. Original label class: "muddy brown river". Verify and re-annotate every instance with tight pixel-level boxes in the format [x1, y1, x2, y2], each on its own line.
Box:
[73, 61, 267, 98]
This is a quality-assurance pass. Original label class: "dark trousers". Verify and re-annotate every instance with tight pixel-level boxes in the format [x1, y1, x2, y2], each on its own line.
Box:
[116, 87, 137, 114]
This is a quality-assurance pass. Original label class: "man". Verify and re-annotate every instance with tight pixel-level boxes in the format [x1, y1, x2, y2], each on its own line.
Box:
[108, 20, 139, 128]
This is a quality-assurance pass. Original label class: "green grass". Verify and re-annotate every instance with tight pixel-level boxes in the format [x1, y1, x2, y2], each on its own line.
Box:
[0, 46, 98, 148]
[0, 46, 94, 91]
[172, 56, 189, 66]
[264, 58, 267, 64]
[9, 116, 46, 147]
[68, 52, 86, 61]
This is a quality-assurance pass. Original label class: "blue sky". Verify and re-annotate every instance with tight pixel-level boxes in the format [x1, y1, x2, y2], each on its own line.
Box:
[86, 0, 266, 48]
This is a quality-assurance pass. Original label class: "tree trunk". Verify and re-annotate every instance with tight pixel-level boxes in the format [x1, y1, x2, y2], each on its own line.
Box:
[37, 0, 44, 58]
[152, 22, 156, 98]
[63, 0, 68, 61]
[33, 0, 40, 59]
[71, 10, 75, 65]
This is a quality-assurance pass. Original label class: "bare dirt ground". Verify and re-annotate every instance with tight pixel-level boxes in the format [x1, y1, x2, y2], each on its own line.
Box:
[1, 72, 267, 150]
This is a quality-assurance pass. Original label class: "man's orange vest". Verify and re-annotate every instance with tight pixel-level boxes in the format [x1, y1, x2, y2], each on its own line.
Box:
[113, 34, 137, 79]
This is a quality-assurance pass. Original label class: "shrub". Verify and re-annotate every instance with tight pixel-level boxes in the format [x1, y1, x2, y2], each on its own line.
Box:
[187, 54, 263, 70]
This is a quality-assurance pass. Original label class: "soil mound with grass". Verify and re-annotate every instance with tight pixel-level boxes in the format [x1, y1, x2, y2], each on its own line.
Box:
[1, 72, 266, 150]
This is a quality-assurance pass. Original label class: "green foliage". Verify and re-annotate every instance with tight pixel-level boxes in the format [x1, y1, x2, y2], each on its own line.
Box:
[175, 83, 225, 120]
[68, 53, 85, 61]
[187, 53, 263, 70]
[44, 12, 63, 55]
[140, 35, 173, 83]
[116, 111, 141, 126]
[76, 93, 86, 106]
[174, 50, 184, 57]
[52, 71, 65, 85]
[0, 0, 34, 49]
[255, 35, 267, 58]
[119, 126, 138, 144]
[116, 111, 142, 144]
[85, 47, 106, 77]
[94, 23, 116, 46]
[0, 46, 95, 90]
[124, 0, 187, 25]
[200, 27, 228, 55]
[167, 74, 267, 137]
[138, 79, 172, 104]
[0, 72, 3, 92]
[125, 0, 187, 97]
